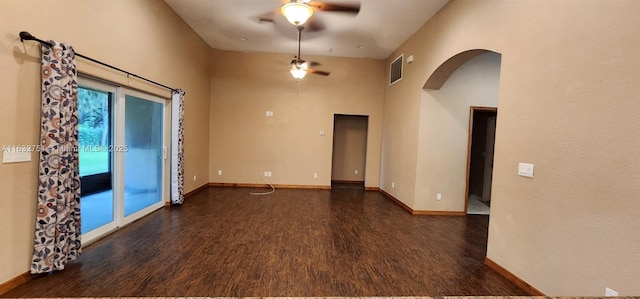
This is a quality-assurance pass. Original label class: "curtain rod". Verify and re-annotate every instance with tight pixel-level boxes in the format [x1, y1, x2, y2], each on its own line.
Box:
[19, 31, 178, 93]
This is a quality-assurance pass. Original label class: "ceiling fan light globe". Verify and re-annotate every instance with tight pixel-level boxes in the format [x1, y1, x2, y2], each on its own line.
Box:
[282, 2, 313, 26]
[290, 67, 307, 79]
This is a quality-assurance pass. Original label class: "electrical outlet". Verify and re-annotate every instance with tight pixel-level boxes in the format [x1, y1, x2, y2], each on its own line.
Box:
[193, 175, 197, 181]
[355, 170, 358, 175]
[313, 173, 318, 179]
[391, 182, 395, 189]
[218, 170, 222, 176]
[437, 193, 442, 201]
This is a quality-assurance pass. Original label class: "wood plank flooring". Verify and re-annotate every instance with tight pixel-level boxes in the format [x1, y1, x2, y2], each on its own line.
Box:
[2, 186, 527, 297]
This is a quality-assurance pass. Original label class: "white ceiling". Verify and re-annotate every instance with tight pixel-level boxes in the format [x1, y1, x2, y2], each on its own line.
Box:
[163, 0, 449, 59]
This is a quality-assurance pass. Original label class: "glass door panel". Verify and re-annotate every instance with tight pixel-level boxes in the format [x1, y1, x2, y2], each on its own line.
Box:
[78, 81, 116, 239]
[123, 94, 164, 217]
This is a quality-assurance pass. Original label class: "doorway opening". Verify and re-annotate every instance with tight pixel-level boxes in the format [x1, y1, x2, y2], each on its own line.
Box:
[331, 114, 368, 190]
[466, 107, 497, 215]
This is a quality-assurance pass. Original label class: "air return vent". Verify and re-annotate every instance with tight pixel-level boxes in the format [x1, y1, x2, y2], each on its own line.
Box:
[389, 54, 404, 85]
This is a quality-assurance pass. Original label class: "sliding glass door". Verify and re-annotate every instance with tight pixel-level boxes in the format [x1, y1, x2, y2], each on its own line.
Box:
[79, 77, 169, 244]
[121, 91, 166, 224]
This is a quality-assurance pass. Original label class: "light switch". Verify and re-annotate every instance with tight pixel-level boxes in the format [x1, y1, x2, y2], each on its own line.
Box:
[518, 163, 534, 178]
[2, 150, 32, 163]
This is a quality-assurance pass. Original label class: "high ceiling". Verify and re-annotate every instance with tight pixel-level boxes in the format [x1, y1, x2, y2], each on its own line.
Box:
[163, 0, 449, 59]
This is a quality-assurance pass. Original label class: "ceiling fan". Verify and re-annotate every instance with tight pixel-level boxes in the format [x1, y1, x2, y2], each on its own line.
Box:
[290, 26, 330, 79]
[260, 0, 360, 32]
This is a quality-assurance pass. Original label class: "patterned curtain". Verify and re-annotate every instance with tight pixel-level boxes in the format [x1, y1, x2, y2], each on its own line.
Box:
[31, 41, 81, 274]
[171, 89, 185, 205]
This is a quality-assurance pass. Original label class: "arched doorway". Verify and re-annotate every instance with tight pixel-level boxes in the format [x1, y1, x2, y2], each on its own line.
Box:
[413, 49, 502, 214]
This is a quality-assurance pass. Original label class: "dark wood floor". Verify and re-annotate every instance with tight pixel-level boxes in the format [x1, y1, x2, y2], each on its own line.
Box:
[3, 186, 527, 297]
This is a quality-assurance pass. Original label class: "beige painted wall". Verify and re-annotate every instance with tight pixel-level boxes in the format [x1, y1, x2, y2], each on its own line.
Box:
[383, 0, 640, 295]
[414, 52, 501, 211]
[332, 115, 368, 182]
[209, 50, 384, 188]
[0, 0, 210, 285]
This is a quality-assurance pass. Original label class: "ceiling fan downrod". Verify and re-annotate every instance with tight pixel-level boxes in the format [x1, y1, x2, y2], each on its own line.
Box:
[296, 26, 303, 64]
[289, 24, 330, 79]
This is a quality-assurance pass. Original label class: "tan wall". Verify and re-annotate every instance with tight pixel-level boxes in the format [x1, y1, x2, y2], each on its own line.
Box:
[383, 0, 640, 295]
[414, 52, 500, 211]
[380, 61, 421, 207]
[0, 0, 210, 285]
[331, 115, 368, 182]
[209, 50, 384, 188]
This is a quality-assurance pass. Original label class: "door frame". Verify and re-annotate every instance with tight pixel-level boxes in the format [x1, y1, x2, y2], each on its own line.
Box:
[330, 114, 370, 187]
[464, 106, 498, 212]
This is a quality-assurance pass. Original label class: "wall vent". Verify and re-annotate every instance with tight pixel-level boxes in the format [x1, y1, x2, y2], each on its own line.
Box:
[389, 54, 404, 85]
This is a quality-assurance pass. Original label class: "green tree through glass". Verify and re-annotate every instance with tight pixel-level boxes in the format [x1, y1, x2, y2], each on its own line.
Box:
[78, 88, 109, 176]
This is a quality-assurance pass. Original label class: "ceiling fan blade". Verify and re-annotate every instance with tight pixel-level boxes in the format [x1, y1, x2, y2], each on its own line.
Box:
[305, 18, 326, 32]
[307, 61, 322, 67]
[309, 1, 360, 14]
[307, 69, 330, 76]
[255, 9, 279, 24]
[259, 16, 275, 23]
